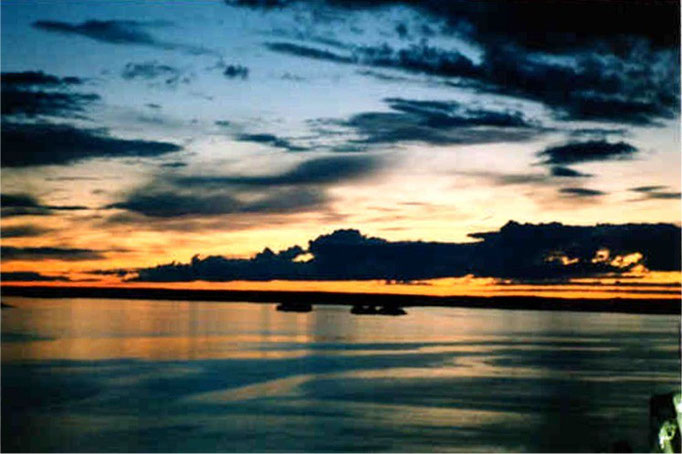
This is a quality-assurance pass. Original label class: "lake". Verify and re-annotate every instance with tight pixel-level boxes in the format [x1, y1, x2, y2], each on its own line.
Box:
[2, 297, 679, 452]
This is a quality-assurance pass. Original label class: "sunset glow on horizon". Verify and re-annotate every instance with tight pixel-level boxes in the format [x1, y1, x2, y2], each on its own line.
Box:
[1, 0, 680, 301]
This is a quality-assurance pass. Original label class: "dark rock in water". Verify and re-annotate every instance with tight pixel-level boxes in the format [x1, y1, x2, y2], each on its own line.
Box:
[351, 304, 378, 315]
[276, 302, 312, 313]
[378, 305, 407, 316]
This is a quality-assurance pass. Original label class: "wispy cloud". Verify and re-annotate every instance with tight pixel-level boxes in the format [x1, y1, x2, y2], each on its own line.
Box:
[106, 155, 381, 219]
[2, 71, 99, 119]
[32, 19, 216, 55]
[121, 61, 192, 87]
[235, 133, 308, 152]
[328, 97, 543, 148]
[559, 187, 606, 198]
[1, 121, 182, 167]
[1, 193, 88, 217]
[0, 271, 71, 282]
[1, 224, 52, 238]
[629, 185, 681, 201]
[1, 246, 105, 261]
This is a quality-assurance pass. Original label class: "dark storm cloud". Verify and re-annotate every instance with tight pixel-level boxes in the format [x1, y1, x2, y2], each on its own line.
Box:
[131, 221, 681, 282]
[2, 71, 99, 119]
[1, 224, 52, 238]
[550, 166, 590, 178]
[333, 97, 542, 147]
[538, 141, 638, 166]
[0, 193, 88, 217]
[1, 121, 182, 167]
[254, 0, 679, 126]
[1, 246, 105, 261]
[268, 40, 678, 126]
[479, 47, 678, 126]
[230, 0, 679, 51]
[32, 20, 215, 55]
[1, 271, 71, 282]
[235, 133, 308, 152]
[559, 187, 606, 198]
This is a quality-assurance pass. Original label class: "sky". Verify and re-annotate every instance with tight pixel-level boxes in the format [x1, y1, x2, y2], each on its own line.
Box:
[1, 0, 680, 298]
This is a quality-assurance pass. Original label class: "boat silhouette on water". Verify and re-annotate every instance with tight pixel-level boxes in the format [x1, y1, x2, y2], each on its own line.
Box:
[276, 302, 313, 312]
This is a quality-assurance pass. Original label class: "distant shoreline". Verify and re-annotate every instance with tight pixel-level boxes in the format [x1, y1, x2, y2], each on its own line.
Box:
[1, 285, 679, 315]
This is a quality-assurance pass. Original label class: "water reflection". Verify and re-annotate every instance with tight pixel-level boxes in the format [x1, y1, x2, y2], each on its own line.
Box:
[2, 297, 680, 452]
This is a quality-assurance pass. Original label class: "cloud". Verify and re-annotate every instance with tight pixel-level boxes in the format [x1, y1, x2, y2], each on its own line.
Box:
[631, 185, 669, 193]
[1, 224, 52, 238]
[1, 121, 182, 167]
[2, 91, 100, 119]
[107, 155, 379, 218]
[175, 155, 381, 187]
[642, 192, 681, 200]
[0, 271, 71, 282]
[131, 221, 681, 282]
[231, 0, 679, 51]
[629, 186, 681, 201]
[266, 40, 480, 79]
[1, 246, 105, 261]
[223, 65, 249, 79]
[272, 40, 678, 126]
[255, 2, 679, 126]
[2, 71, 99, 119]
[107, 187, 325, 218]
[550, 166, 590, 178]
[1, 71, 84, 88]
[332, 97, 542, 147]
[121, 62, 190, 87]
[32, 19, 215, 55]
[159, 161, 187, 168]
[235, 133, 308, 152]
[89, 268, 132, 277]
[265, 42, 354, 64]
[559, 187, 606, 198]
[538, 141, 638, 166]
[1, 193, 88, 217]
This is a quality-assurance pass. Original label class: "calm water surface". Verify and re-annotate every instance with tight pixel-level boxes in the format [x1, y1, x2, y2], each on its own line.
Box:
[2, 297, 679, 452]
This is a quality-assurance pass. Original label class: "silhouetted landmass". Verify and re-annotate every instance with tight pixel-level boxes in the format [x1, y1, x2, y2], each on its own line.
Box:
[1, 285, 678, 315]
